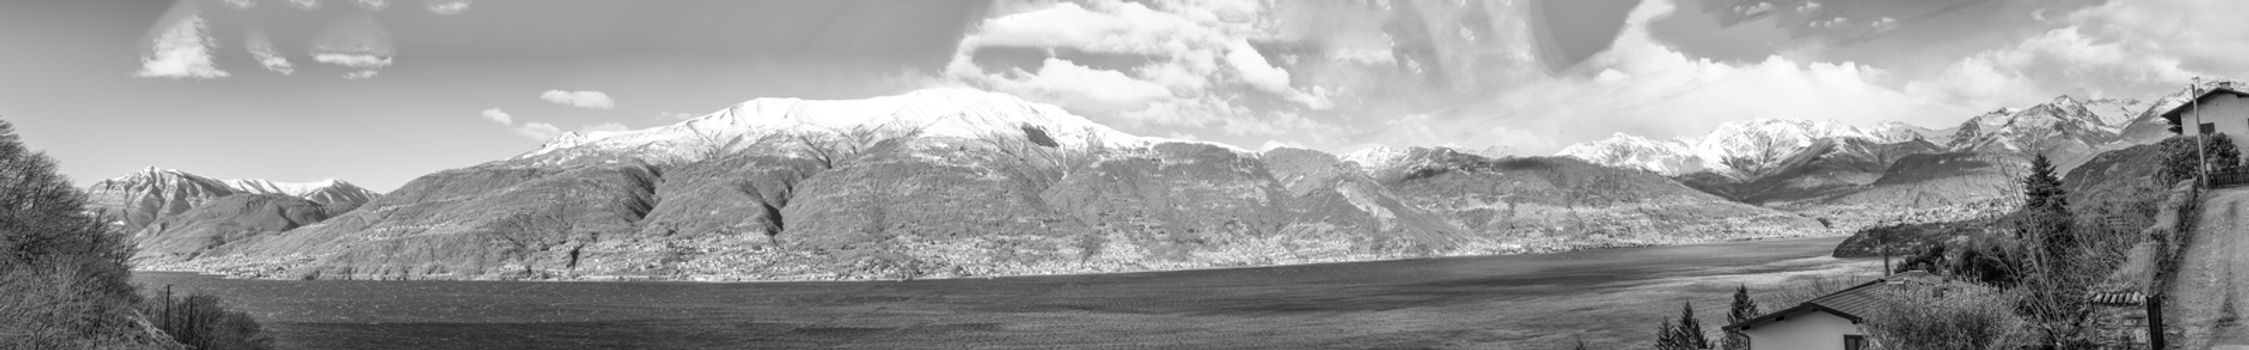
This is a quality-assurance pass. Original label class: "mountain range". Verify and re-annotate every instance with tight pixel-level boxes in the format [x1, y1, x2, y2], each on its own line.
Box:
[1557, 83, 2231, 232]
[109, 89, 1827, 281]
[103, 80, 2220, 281]
[84, 168, 380, 265]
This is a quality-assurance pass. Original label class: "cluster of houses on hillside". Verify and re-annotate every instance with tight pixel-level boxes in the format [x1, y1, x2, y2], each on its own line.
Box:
[1720, 83, 2245, 349]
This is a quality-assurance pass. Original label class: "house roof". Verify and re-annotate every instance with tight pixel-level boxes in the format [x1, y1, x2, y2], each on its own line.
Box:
[1722, 272, 1938, 332]
[2160, 87, 2249, 124]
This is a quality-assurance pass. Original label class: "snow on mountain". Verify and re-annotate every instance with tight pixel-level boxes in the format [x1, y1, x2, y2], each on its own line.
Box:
[2117, 80, 2245, 145]
[1554, 133, 1701, 175]
[87, 167, 377, 232]
[1945, 95, 2118, 154]
[1341, 146, 1412, 171]
[2083, 97, 2149, 128]
[1561, 92, 2164, 178]
[223, 178, 347, 197]
[1872, 121, 1954, 145]
[1558, 119, 1887, 176]
[521, 88, 1155, 162]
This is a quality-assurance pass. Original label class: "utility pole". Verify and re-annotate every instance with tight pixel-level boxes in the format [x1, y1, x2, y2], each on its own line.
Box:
[2196, 78, 2209, 188]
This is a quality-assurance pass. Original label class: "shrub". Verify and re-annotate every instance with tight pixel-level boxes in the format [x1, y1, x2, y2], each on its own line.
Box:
[141, 288, 275, 350]
[2158, 134, 2242, 186]
[0, 120, 173, 349]
[1862, 282, 2028, 350]
[0, 120, 270, 350]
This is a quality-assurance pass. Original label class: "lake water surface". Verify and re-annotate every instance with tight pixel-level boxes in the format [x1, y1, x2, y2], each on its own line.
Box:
[132, 237, 1874, 349]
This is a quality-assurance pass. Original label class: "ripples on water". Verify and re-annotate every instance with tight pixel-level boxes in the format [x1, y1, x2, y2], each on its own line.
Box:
[134, 237, 1874, 350]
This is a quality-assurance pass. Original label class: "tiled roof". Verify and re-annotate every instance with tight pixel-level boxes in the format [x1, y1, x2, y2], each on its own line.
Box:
[1723, 272, 1937, 332]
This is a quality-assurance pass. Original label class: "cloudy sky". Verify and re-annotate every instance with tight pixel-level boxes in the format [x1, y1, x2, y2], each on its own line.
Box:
[0, 0, 2237, 191]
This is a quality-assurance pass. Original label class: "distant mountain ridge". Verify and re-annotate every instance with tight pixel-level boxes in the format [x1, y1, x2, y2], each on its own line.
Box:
[127, 83, 2224, 281]
[1559, 88, 2202, 232]
[147, 89, 1833, 281]
[86, 167, 378, 233]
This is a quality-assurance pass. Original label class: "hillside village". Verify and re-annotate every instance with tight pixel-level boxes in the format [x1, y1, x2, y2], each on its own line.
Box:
[1638, 82, 2249, 349]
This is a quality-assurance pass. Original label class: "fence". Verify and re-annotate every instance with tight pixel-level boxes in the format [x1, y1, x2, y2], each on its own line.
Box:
[2209, 170, 2249, 189]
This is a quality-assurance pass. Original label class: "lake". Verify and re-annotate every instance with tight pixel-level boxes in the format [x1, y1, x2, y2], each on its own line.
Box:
[132, 236, 1876, 349]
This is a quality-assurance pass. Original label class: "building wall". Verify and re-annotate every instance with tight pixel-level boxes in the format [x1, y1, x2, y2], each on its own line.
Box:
[2183, 94, 2249, 147]
[1740, 310, 1864, 350]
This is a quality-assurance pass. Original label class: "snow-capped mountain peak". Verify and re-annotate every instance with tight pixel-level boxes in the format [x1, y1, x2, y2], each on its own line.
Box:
[1341, 146, 1413, 171]
[521, 88, 1155, 161]
[1559, 118, 1891, 176]
[1555, 133, 1700, 175]
[223, 178, 352, 197]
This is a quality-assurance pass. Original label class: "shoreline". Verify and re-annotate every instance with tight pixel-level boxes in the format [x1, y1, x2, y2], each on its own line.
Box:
[133, 233, 1853, 284]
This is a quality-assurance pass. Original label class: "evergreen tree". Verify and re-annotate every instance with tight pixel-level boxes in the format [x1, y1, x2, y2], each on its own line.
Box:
[1572, 335, 1588, 350]
[2019, 154, 2075, 268]
[1678, 302, 1710, 349]
[1723, 285, 1759, 350]
[1655, 319, 1683, 350]
[2022, 154, 2069, 215]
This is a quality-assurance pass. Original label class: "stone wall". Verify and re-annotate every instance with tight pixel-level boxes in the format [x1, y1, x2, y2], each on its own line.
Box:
[2087, 180, 2199, 349]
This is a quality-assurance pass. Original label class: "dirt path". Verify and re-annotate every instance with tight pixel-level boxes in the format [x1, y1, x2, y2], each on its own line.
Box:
[2170, 187, 2249, 350]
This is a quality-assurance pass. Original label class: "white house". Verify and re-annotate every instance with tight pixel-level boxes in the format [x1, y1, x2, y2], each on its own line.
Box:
[2161, 85, 2249, 147]
[1722, 272, 1936, 350]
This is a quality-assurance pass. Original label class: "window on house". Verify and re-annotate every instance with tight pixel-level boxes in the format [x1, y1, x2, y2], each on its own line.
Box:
[1844, 335, 1867, 350]
[2202, 123, 2218, 135]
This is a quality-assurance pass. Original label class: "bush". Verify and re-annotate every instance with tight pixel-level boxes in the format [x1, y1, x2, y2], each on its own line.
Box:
[2158, 134, 2242, 186]
[1862, 282, 2028, 350]
[0, 120, 174, 349]
[0, 120, 269, 349]
[141, 288, 274, 350]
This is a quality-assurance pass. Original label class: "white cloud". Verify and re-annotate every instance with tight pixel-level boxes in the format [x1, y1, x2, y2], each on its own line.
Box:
[357, 0, 387, 10]
[982, 58, 1173, 113]
[477, 108, 628, 141]
[1399, 0, 1970, 154]
[479, 108, 513, 124]
[539, 90, 616, 109]
[289, 0, 318, 10]
[245, 30, 293, 75]
[312, 53, 393, 69]
[223, 0, 255, 9]
[511, 122, 629, 141]
[137, 14, 228, 79]
[1741, 2, 1773, 16]
[2057, 0, 2243, 88]
[579, 122, 630, 138]
[942, 0, 1337, 140]
[512, 122, 564, 140]
[341, 70, 378, 79]
[1899, 5, 2205, 106]
[918, 0, 2227, 155]
[425, 0, 470, 15]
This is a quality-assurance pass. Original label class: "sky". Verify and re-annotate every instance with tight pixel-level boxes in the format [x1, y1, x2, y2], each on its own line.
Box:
[0, 0, 2240, 192]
